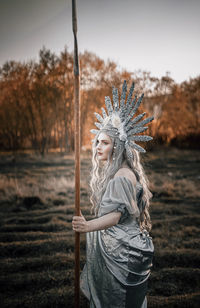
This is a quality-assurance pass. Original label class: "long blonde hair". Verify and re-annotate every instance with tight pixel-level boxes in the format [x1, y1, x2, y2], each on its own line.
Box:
[89, 132, 153, 232]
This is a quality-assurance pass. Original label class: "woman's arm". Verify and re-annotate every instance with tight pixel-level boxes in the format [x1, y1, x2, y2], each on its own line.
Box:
[72, 211, 121, 233]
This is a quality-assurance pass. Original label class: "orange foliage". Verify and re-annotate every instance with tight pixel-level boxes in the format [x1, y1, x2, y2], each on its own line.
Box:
[0, 47, 199, 153]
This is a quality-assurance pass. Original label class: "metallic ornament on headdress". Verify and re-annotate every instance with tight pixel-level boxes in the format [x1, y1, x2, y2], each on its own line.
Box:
[90, 80, 154, 157]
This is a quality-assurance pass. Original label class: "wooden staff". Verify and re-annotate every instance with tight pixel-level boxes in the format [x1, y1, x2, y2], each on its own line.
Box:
[72, 0, 80, 307]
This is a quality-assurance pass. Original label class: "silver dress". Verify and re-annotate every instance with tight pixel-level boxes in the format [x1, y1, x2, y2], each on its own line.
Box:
[80, 176, 154, 308]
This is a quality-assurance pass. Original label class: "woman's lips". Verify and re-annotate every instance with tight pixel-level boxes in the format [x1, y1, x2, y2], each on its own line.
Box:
[97, 152, 102, 155]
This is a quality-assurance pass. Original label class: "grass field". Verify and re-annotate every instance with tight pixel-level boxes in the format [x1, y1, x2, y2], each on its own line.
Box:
[0, 147, 200, 307]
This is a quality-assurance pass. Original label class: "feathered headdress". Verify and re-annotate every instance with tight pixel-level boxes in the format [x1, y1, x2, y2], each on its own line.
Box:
[90, 80, 154, 158]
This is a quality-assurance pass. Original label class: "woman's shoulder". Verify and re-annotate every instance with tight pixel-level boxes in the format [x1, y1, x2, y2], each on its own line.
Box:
[114, 167, 137, 187]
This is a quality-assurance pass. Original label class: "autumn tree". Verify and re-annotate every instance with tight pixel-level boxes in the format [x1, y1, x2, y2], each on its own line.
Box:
[0, 61, 32, 152]
[0, 47, 199, 153]
[158, 84, 194, 144]
[180, 76, 200, 132]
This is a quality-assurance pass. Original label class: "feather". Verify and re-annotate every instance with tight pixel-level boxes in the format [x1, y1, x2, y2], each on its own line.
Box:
[126, 82, 135, 107]
[129, 142, 146, 153]
[135, 116, 154, 127]
[125, 143, 133, 159]
[95, 122, 102, 129]
[120, 80, 127, 117]
[112, 87, 119, 112]
[126, 95, 137, 118]
[127, 126, 148, 136]
[126, 112, 146, 131]
[124, 83, 135, 118]
[94, 112, 104, 123]
[129, 135, 153, 142]
[125, 94, 144, 125]
[105, 96, 113, 116]
[90, 129, 99, 134]
[101, 107, 107, 119]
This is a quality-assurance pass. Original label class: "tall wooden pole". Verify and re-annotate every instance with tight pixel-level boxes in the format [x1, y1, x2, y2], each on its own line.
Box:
[72, 1, 80, 307]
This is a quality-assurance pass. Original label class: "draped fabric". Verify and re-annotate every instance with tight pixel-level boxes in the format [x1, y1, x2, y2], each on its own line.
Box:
[80, 176, 154, 308]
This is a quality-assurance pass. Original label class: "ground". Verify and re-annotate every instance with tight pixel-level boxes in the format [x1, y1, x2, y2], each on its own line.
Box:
[0, 146, 200, 307]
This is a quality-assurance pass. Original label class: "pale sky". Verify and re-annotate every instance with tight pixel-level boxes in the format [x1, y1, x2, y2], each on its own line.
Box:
[0, 0, 199, 83]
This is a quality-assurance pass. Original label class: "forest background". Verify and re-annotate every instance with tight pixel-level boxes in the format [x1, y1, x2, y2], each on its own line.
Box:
[1, 46, 200, 307]
[0, 46, 199, 155]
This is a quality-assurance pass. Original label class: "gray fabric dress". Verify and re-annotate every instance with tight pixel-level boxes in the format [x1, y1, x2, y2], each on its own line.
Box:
[80, 176, 154, 308]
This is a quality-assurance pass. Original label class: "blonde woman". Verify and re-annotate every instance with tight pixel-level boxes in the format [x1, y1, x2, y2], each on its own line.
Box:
[72, 81, 154, 308]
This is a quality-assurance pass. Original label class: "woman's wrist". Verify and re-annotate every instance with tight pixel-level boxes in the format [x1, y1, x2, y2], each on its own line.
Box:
[86, 220, 92, 232]
[86, 212, 121, 232]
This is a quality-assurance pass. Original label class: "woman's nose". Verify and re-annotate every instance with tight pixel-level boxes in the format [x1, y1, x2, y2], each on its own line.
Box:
[96, 143, 101, 150]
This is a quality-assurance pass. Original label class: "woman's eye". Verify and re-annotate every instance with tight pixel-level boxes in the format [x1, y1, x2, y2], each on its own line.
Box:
[96, 140, 108, 145]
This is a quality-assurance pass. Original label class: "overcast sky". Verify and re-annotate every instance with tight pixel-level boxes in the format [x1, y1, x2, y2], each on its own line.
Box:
[0, 0, 199, 83]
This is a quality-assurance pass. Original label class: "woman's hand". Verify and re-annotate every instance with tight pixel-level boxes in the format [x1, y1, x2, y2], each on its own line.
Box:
[72, 212, 89, 233]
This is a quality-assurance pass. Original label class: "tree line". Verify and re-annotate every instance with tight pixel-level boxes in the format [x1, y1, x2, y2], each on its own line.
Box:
[0, 46, 199, 155]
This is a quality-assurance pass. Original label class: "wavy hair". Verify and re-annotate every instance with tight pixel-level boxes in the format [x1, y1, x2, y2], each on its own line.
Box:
[89, 132, 153, 232]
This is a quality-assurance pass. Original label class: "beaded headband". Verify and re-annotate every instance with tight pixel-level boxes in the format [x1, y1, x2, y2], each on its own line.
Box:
[90, 80, 154, 159]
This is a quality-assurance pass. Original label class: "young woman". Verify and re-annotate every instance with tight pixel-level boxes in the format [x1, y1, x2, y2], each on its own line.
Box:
[72, 81, 154, 308]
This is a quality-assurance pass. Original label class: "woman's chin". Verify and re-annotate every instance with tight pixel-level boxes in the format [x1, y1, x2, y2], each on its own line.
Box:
[98, 156, 104, 161]
[97, 156, 107, 162]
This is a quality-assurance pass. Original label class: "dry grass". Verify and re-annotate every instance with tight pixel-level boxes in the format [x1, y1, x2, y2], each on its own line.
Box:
[149, 175, 200, 199]
[0, 147, 200, 307]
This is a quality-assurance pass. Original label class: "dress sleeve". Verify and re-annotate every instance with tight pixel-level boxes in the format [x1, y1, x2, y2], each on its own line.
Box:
[97, 176, 140, 219]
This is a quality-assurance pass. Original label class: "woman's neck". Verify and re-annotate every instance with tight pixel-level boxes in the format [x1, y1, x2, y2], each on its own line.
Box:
[121, 161, 130, 169]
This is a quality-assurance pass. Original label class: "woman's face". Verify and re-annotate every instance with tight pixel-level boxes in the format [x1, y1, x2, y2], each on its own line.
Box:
[96, 132, 113, 161]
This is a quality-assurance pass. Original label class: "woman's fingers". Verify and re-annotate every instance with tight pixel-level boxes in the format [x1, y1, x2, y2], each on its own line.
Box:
[72, 222, 84, 228]
[73, 216, 83, 222]
[72, 217, 84, 226]
[72, 213, 88, 233]
[73, 224, 83, 232]
[72, 216, 79, 220]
